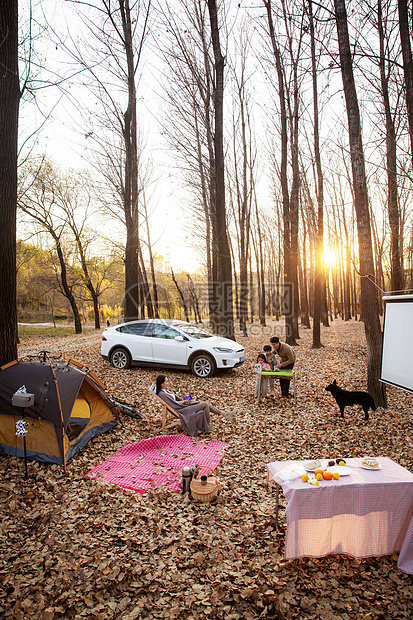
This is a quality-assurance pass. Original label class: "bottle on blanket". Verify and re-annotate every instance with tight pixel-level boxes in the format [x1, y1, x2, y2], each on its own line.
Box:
[181, 467, 191, 493]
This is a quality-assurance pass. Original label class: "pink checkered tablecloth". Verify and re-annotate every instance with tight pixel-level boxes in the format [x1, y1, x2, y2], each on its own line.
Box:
[266, 457, 413, 574]
[87, 435, 228, 494]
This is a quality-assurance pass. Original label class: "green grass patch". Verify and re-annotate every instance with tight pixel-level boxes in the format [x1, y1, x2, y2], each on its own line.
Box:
[19, 326, 78, 338]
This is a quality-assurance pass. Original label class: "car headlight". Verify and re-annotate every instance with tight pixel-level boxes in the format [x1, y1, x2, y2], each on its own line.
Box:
[213, 347, 235, 353]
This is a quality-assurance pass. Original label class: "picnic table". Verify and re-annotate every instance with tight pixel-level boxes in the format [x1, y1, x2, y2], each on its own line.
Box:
[266, 457, 413, 575]
[259, 369, 296, 403]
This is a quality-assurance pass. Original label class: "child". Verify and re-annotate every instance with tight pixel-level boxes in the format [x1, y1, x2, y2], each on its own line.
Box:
[263, 344, 276, 398]
[254, 353, 271, 400]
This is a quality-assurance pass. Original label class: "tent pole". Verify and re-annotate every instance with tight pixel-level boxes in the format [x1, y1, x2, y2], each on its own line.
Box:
[49, 361, 67, 470]
[22, 409, 28, 480]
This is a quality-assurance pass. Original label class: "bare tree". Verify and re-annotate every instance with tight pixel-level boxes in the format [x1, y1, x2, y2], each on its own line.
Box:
[334, 0, 386, 407]
[263, 0, 300, 345]
[398, 0, 413, 172]
[356, 0, 404, 296]
[19, 160, 84, 333]
[281, 0, 303, 343]
[308, 0, 326, 348]
[0, 0, 19, 364]
[171, 268, 190, 322]
[158, 0, 218, 326]
[61, 0, 152, 321]
[228, 30, 255, 336]
[140, 185, 160, 318]
[61, 173, 113, 329]
[159, 0, 234, 337]
[187, 274, 202, 323]
[377, 0, 403, 294]
[206, 0, 234, 338]
[251, 184, 266, 326]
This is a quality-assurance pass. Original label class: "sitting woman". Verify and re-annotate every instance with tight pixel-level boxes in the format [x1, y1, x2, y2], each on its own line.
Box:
[155, 374, 236, 437]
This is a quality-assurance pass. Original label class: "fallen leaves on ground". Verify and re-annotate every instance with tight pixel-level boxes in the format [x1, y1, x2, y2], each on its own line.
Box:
[1, 319, 412, 620]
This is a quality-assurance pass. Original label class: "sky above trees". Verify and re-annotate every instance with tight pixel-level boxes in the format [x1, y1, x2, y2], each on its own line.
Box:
[18, 0, 413, 284]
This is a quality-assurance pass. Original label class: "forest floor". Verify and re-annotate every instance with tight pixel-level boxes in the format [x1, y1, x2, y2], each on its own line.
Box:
[1, 319, 412, 620]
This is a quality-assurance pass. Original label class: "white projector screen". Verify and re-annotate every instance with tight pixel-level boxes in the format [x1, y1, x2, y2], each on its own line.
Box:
[381, 295, 413, 393]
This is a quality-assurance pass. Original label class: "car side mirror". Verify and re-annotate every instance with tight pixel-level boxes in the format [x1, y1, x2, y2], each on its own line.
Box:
[174, 336, 186, 342]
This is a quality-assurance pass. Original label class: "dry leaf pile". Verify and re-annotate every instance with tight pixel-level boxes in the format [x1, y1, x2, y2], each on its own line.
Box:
[1, 319, 412, 620]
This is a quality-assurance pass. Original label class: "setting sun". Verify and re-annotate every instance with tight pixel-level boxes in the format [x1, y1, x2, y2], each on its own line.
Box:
[323, 246, 338, 267]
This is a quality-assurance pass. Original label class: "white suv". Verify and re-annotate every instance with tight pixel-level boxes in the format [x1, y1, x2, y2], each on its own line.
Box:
[101, 319, 245, 378]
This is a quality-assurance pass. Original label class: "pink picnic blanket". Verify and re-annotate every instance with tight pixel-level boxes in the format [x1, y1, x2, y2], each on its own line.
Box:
[87, 434, 228, 494]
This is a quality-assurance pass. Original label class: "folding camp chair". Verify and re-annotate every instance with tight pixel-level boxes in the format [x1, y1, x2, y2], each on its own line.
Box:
[149, 385, 182, 430]
[259, 369, 297, 404]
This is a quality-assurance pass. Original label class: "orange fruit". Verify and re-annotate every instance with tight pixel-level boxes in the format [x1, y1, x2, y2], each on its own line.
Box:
[333, 472, 340, 480]
[316, 473, 323, 481]
[314, 468, 324, 476]
[323, 470, 333, 480]
[301, 474, 309, 482]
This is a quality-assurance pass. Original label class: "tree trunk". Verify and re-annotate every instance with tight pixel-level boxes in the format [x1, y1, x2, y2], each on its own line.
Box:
[73, 231, 101, 329]
[239, 258, 248, 336]
[309, 0, 325, 348]
[187, 274, 202, 323]
[398, 0, 413, 172]
[138, 241, 154, 318]
[249, 257, 254, 323]
[338, 193, 352, 321]
[352, 262, 358, 320]
[264, 0, 296, 343]
[124, 224, 140, 320]
[288, 33, 301, 342]
[334, 0, 386, 407]
[344, 241, 352, 321]
[143, 191, 159, 318]
[234, 69, 252, 338]
[121, 0, 141, 321]
[207, 0, 234, 339]
[171, 268, 189, 322]
[0, 0, 19, 365]
[379, 0, 403, 294]
[230, 239, 240, 323]
[299, 218, 311, 329]
[253, 185, 266, 326]
[50, 293, 56, 328]
[55, 238, 82, 334]
[148, 249, 160, 319]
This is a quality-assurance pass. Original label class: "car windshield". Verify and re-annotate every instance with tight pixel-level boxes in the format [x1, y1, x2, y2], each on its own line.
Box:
[178, 324, 213, 339]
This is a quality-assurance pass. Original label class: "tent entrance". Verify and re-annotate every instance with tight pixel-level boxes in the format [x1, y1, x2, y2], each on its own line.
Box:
[67, 391, 91, 440]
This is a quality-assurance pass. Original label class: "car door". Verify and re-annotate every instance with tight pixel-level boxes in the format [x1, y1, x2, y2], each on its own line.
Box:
[117, 322, 153, 362]
[151, 324, 188, 365]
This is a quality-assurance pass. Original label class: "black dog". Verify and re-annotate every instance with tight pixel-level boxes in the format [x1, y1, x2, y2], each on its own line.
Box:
[325, 380, 376, 420]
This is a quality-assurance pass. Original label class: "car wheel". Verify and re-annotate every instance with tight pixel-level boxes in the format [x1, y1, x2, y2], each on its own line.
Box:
[191, 354, 215, 378]
[110, 347, 131, 369]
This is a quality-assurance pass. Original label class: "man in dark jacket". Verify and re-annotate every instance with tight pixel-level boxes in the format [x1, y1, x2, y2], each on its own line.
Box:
[270, 336, 295, 397]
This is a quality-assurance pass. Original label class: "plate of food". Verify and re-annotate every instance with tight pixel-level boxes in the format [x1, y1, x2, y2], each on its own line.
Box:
[360, 457, 382, 470]
[303, 459, 322, 472]
[328, 466, 352, 476]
